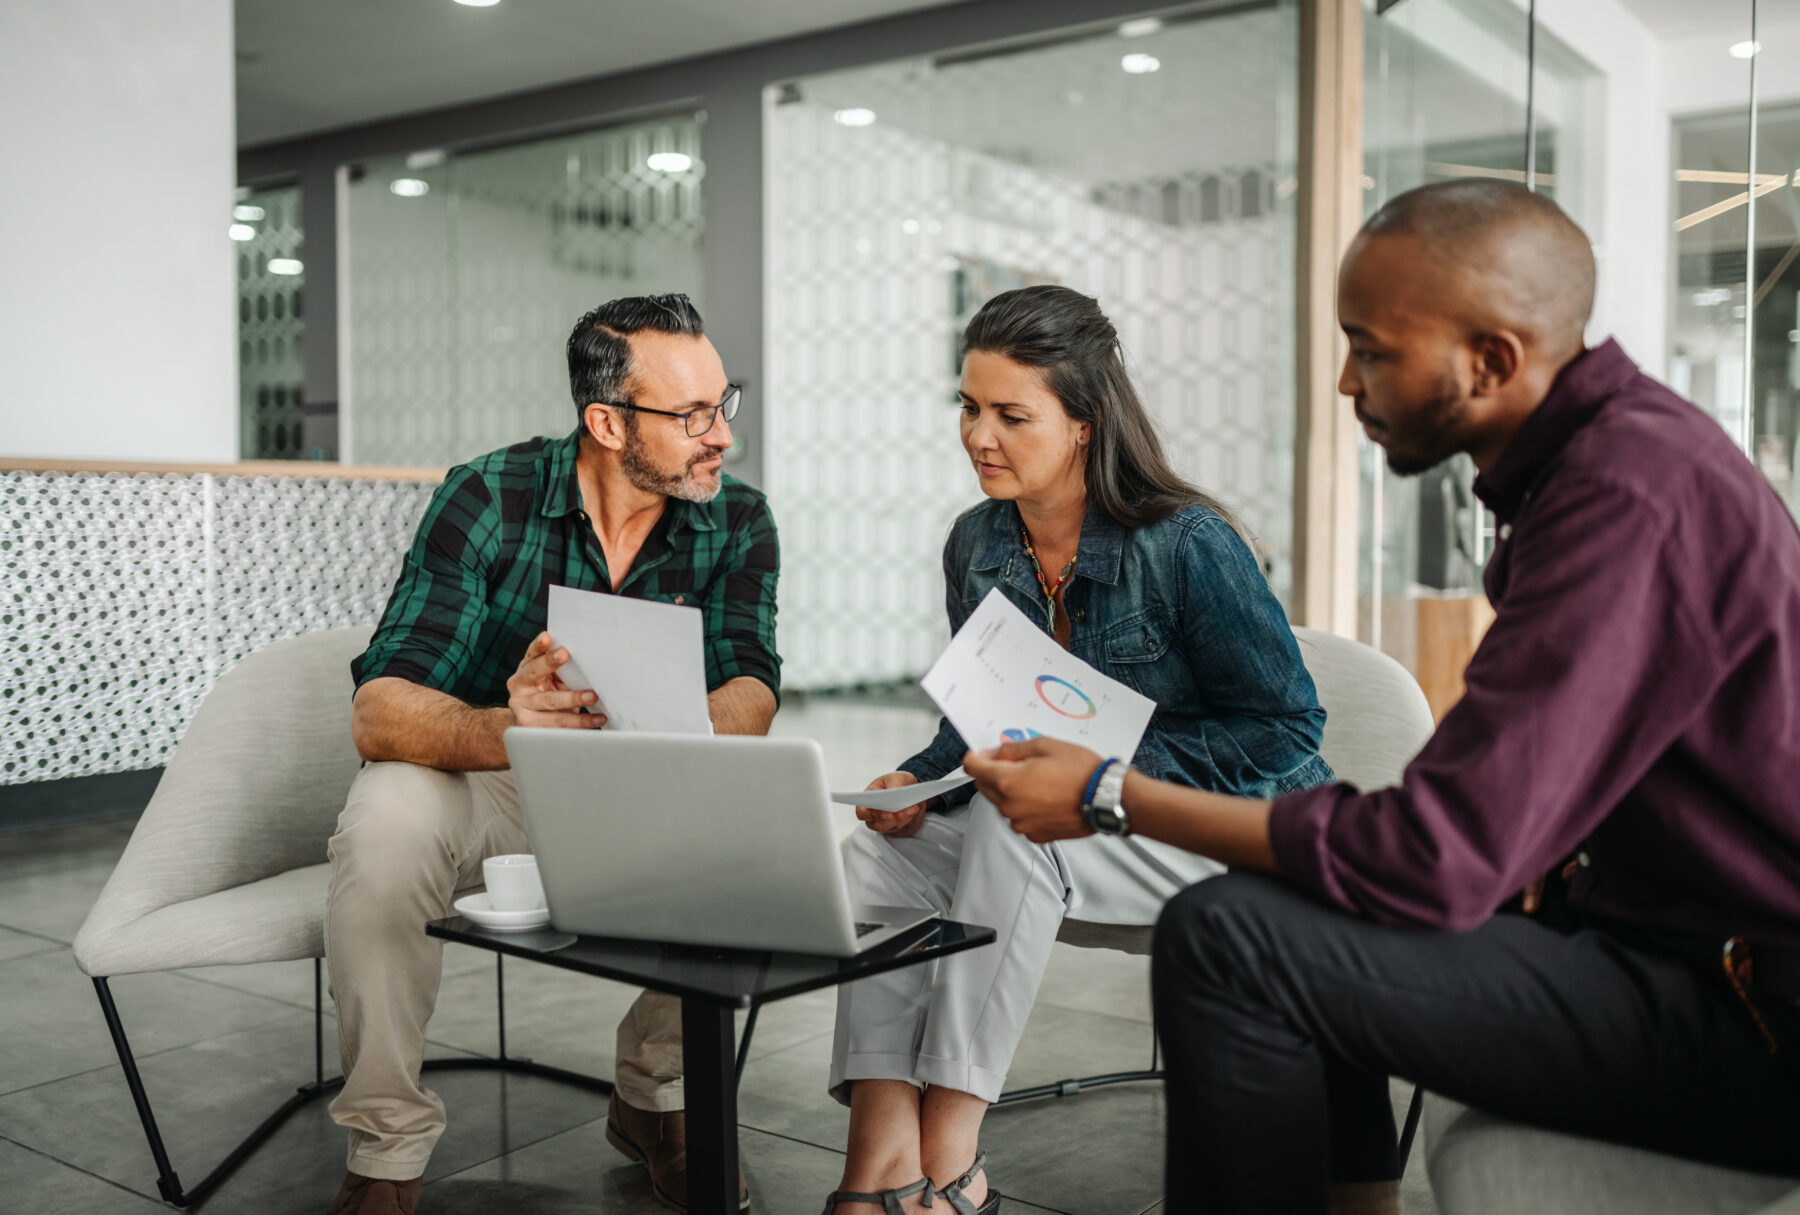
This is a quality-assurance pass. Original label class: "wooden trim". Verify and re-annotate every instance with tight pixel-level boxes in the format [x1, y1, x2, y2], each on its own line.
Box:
[1291, 0, 1364, 636]
[0, 457, 445, 482]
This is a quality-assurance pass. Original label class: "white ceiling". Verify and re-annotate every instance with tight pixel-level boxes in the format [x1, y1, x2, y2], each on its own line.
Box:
[234, 0, 969, 147]
[1616, 0, 1800, 41]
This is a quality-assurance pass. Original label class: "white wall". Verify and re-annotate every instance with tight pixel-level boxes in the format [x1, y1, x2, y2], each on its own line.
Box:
[0, 1, 237, 463]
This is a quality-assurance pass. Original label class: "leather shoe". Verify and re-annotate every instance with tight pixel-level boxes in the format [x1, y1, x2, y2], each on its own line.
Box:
[327, 1172, 422, 1215]
[606, 1090, 749, 1211]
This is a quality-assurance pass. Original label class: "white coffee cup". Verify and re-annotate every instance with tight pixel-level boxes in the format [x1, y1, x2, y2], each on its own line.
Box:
[483, 854, 546, 913]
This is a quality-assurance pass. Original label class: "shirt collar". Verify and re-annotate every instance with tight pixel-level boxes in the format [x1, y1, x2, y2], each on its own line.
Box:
[1472, 338, 1637, 521]
[970, 498, 1126, 585]
[538, 427, 717, 532]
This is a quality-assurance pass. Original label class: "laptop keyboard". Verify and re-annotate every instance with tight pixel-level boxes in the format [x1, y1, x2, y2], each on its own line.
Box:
[854, 921, 883, 937]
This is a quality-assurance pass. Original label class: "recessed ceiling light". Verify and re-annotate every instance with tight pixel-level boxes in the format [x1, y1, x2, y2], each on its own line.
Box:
[1731, 40, 1761, 58]
[269, 258, 304, 276]
[232, 204, 265, 222]
[453, 0, 501, 7]
[1119, 17, 1163, 38]
[229, 224, 256, 241]
[1121, 53, 1161, 74]
[646, 152, 693, 172]
[406, 148, 447, 170]
[833, 107, 877, 127]
[389, 178, 430, 197]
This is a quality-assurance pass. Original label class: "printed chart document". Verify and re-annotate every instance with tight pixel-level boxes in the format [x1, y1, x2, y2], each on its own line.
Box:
[921, 588, 1155, 761]
[546, 584, 711, 735]
[831, 770, 974, 811]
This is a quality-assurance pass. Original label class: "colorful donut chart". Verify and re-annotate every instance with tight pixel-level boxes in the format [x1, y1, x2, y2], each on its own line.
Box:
[1035, 674, 1097, 719]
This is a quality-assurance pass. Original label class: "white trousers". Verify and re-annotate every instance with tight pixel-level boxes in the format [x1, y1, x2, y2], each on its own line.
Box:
[829, 794, 1220, 1104]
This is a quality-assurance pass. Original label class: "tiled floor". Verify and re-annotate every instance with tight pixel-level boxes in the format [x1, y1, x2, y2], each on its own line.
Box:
[0, 700, 1436, 1214]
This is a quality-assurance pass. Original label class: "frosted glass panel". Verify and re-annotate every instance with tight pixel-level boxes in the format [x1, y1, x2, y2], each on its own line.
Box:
[345, 114, 704, 467]
[766, 6, 1299, 689]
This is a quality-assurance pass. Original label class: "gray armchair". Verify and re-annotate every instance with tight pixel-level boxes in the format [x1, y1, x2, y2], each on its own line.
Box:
[72, 627, 608, 1207]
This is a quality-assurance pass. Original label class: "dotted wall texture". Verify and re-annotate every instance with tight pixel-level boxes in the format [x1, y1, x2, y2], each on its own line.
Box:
[2, 470, 436, 785]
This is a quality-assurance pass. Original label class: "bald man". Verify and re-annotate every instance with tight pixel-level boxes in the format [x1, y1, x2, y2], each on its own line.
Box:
[964, 180, 1800, 1213]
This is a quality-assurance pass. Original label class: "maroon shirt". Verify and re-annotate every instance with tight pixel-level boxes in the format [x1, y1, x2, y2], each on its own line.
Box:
[1269, 340, 1800, 947]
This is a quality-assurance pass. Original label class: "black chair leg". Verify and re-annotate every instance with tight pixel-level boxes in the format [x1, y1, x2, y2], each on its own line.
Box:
[1396, 1083, 1426, 1170]
[94, 958, 612, 1209]
[994, 1011, 1165, 1107]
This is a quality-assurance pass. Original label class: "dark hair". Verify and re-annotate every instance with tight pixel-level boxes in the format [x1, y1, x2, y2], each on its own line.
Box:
[566, 293, 706, 421]
[961, 285, 1244, 534]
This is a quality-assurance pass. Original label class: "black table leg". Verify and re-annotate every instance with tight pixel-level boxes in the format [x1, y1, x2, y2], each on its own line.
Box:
[681, 996, 740, 1215]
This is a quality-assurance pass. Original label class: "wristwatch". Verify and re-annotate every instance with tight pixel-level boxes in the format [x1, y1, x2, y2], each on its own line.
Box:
[1081, 758, 1132, 836]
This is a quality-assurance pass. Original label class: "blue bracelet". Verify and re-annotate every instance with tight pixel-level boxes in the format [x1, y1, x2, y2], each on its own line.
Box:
[1082, 757, 1119, 810]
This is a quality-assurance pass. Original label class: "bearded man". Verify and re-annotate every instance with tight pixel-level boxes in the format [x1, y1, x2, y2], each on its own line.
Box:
[965, 182, 1800, 1213]
[324, 294, 778, 1214]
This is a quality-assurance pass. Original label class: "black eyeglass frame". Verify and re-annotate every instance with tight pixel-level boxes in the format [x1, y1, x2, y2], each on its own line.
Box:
[603, 384, 742, 437]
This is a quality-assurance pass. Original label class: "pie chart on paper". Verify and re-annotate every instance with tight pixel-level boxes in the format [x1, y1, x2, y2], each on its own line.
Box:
[1035, 674, 1098, 719]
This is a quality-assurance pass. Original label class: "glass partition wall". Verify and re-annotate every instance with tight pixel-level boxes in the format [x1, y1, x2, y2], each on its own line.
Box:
[341, 113, 704, 468]
[1358, 0, 1599, 705]
[234, 183, 307, 459]
[765, 3, 1301, 689]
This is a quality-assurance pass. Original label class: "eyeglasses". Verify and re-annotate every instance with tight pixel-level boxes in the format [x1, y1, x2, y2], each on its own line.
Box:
[605, 385, 742, 438]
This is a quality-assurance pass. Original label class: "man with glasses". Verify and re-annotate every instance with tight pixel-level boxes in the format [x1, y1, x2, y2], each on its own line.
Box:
[324, 294, 778, 1215]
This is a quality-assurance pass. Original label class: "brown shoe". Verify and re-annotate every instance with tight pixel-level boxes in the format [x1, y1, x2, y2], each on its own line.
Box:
[606, 1091, 750, 1211]
[327, 1171, 422, 1215]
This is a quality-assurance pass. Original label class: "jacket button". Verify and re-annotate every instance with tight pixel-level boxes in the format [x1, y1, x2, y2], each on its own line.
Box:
[1144, 635, 1157, 652]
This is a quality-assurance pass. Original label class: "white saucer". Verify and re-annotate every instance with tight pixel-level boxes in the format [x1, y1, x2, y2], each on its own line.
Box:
[454, 892, 552, 932]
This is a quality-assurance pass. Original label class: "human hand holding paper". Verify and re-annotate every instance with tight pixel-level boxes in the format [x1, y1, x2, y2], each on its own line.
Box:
[830, 770, 974, 811]
[545, 585, 712, 734]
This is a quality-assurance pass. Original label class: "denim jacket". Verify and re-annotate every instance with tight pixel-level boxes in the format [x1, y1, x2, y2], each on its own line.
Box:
[900, 498, 1334, 806]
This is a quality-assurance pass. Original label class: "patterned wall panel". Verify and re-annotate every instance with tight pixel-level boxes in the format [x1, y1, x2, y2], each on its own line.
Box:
[765, 8, 1295, 690]
[2, 471, 435, 786]
[346, 115, 705, 468]
[235, 184, 308, 459]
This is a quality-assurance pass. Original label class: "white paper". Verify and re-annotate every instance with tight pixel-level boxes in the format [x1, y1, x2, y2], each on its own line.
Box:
[921, 588, 1155, 762]
[831, 770, 974, 811]
[546, 584, 712, 735]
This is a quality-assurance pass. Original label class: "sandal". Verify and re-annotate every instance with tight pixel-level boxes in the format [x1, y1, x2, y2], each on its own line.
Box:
[821, 1176, 935, 1214]
[937, 1151, 1001, 1215]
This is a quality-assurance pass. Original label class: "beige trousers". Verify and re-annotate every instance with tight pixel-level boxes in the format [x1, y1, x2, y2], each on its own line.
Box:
[324, 761, 683, 1181]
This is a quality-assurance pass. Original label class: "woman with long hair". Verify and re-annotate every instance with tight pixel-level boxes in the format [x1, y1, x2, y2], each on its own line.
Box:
[820, 285, 1333, 1214]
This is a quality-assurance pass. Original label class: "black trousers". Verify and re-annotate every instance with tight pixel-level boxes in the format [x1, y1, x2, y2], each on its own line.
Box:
[1151, 874, 1800, 1213]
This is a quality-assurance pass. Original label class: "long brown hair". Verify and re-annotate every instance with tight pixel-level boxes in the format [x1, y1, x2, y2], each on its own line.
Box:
[962, 285, 1244, 533]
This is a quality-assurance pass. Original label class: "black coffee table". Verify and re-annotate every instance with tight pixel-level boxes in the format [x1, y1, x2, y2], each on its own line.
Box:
[425, 915, 995, 1214]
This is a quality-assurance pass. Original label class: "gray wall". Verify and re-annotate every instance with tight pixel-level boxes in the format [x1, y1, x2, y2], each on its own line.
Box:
[237, 0, 1216, 485]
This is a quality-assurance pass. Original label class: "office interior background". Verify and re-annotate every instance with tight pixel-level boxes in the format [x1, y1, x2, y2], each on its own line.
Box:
[2, 1, 1798, 1212]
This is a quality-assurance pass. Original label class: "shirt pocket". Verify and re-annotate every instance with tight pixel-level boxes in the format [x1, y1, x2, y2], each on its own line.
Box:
[1100, 607, 1187, 705]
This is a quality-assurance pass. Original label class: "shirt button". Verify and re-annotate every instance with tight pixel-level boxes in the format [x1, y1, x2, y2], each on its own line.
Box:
[1499, 524, 1512, 541]
[1577, 851, 1591, 868]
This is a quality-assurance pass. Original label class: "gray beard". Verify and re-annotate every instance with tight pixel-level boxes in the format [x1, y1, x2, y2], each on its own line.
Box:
[621, 434, 721, 503]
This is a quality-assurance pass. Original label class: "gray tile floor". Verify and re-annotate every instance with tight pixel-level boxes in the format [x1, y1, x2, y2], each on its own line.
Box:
[1, 700, 1436, 1214]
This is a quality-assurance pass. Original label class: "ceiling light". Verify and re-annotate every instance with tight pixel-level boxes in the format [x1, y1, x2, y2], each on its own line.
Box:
[1730, 40, 1761, 59]
[1121, 53, 1161, 74]
[405, 148, 447, 170]
[229, 224, 256, 241]
[453, 0, 501, 6]
[1119, 17, 1163, 38]
[646, 152, 693, 172]
[389, 178, 430, 197]
[833, 107, 877, 127]
[232, 204, 265, 222]
[269, 258, 304, 276]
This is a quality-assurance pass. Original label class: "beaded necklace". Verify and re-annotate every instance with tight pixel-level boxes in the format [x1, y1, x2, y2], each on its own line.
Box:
[1020, 525, 1076, 634]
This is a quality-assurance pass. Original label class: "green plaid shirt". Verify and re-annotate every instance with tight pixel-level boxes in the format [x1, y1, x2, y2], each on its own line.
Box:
[353, 428, 781, 706]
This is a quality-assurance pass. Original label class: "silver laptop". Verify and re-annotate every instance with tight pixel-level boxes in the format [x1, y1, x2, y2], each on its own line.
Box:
[503, 728, 938, 957]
